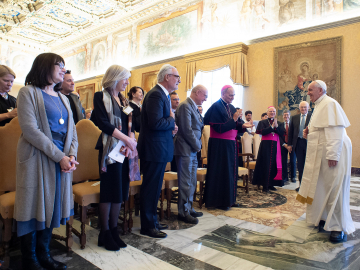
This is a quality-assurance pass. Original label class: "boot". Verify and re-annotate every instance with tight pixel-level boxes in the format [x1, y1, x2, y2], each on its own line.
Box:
[20, 231, 46, 270]
[110, 227, 127, 248]
[103, 230, 120, 251]
[37, 228, 67, 270]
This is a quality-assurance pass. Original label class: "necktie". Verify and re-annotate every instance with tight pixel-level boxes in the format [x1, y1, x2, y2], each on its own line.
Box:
[197, 108, 203, 123]
[285, 122, 288, 143]
[298, 114, 305, 138]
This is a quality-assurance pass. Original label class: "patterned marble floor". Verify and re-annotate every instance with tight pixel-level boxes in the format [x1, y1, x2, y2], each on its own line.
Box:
[3, 176, 360, 270]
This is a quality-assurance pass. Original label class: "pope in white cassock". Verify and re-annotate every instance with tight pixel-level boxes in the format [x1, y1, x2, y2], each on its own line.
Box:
[297, 80, 354, 243]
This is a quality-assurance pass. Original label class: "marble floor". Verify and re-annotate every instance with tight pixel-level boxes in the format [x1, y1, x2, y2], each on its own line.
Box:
[3, 176, 360, 270]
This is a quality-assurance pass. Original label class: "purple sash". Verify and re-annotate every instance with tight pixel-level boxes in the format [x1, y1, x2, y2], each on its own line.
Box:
[210, 127, 237, 141]
[262, 133, 282, 181]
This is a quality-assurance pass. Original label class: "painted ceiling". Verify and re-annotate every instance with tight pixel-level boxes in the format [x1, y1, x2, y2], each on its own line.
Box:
[0, 0, 178, 48]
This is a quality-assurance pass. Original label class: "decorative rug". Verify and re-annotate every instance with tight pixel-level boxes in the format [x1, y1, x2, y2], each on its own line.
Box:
[235, 185, 287, 208]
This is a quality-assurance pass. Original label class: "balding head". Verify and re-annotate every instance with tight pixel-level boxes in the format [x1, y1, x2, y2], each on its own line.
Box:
[299, 101, 309, 115]
[190, 84, 208, 105]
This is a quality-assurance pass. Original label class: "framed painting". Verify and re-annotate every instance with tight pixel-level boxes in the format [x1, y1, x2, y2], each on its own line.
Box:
[76, 83, 95, 110]
[136, 2, 203, 62]
[141, 70, 158, 93]
[274, 36, 341, 120]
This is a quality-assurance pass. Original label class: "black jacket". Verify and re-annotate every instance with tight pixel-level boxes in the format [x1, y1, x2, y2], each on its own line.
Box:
[288, 112, 312, 150]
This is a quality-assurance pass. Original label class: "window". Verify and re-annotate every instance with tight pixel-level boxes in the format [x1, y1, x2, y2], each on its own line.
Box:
[189, 66, 243, 114]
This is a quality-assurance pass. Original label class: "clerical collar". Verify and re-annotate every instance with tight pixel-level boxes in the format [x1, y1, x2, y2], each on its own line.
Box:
[0, 92, 8, 100]
[220, 98, 228, 105]
[130, 100, 141, 108]
[315, 94, 326, 105]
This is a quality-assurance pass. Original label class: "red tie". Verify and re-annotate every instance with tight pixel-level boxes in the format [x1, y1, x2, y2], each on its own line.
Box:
[285, 122, 289, 143]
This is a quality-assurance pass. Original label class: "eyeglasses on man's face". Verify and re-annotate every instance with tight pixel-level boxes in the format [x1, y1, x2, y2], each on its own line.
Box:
[55, 62, 66, 70]
[168, 74, 181, 81]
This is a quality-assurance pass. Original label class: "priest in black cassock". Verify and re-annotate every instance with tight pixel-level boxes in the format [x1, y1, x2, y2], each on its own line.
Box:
[203, 85, 252, 210]
[252, 106, 285, 192]
[0, 65, 17, 126]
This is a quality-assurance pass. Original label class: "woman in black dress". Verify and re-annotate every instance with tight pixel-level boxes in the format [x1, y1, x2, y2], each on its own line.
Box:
[93, 65, 137, 251]
[127, 86, 144, 133]
[0, 65, 17, 126]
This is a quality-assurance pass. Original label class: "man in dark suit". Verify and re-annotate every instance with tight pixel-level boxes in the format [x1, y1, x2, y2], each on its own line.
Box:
[288, 101, 312, 192]
[174, 85, 207, 224]
[279, 110, 296, 184]
[138, 64, 179, 238]
[170, 91, 180, 172]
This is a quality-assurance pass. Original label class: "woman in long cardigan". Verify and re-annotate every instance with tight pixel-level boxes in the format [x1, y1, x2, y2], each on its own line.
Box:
[15, 53, 78, 270]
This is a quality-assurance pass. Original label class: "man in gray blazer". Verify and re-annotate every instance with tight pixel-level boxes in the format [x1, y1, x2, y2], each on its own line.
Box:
[174, 85, 208, 224]
[60, 70, 85, 124]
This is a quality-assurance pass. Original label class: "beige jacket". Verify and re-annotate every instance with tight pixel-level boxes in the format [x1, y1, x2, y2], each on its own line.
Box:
[14, 85, 78, 227]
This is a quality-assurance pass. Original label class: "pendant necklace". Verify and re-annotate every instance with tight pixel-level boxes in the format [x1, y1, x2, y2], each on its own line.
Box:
[48, 94, 64, 125]
[267, 118, 275, 136]
[220, 99, 231, 119]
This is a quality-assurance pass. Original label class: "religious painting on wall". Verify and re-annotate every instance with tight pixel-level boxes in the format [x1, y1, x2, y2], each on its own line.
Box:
[137, 2, 203, 63]
[141, 70, 158, 93]
[274, 36, 341, 120]
[92, 43, 106, 72]
[76, 84, 95, 110]
[64, 49, 86, 78]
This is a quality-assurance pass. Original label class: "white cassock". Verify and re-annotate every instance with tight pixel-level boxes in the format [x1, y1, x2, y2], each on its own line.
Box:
[296, 94, 355, 235]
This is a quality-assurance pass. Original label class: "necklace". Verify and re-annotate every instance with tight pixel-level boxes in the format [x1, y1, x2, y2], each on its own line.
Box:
[48, 94, 64, 125]
[267, 118, 275, 136]
[220, 99, 231, 119]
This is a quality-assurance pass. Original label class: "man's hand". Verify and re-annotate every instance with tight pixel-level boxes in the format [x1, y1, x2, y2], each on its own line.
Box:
[287, 145, 292, 153]
[283, 143, 288, 149]
[273, 118, 278, 128]
[328, 160, 338, 167]
[233, 109, 242, 122]
[303, 126, 309, 139]
[7, 108, 17, 119]
[242, 121, 254, 129]
[172, 124, 178, 135]
[170, 109, 175, 119]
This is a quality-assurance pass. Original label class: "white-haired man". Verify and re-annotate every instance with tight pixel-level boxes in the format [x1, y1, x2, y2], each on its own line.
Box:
[138, 64, 179, 239]
[298, 80, 354, 243]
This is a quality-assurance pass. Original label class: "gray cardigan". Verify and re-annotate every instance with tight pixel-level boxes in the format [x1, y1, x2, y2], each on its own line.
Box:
[14, 85, 78, 227]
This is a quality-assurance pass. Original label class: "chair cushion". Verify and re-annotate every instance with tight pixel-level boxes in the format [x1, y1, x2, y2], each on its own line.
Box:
[163, 172, 178, 189]
[72, 181, 100, 206]
[0, 191, 16, 219]
[238, 167, 248, 176]
[244, 161, 256, 170]
[129, 180, 142, 196]
[196, 169, 207, 182]
[202, 158, 207, 165]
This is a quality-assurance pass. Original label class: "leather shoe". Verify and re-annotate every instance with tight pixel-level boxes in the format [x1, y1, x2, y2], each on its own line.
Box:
[295, 187, 299, 192]
[140, 228, 167, 239]
[269, 186, 277, 191]
[156, 223, 169, 230]
[318, 220, 326, 232]
[178, 214, 199, 224]
[330, 231, 347, 243]
[232, 203, 241, 208]
[190, 211, 203, 218]
[291, 178, 297, 183]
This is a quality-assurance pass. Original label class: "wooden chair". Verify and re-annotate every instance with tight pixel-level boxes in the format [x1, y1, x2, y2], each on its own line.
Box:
[195, 169, 206, 208]
[253, 134, 261, 160]
[71, 119, 101, 249]
[238, 153, 253, 193]
[162, 172, 178, 219]
[0, 117, 21, 267]
[241, 133, 256, 175]
[201, 125, 210, 168]
[121, 179, 142, 234]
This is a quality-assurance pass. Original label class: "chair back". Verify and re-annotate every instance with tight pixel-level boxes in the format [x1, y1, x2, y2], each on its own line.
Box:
[73, 119, 101, 183]
[241, 132, 252, 162]
[253, 134, 261, 160]
[0, 117, 21, 192]
[201, 125, 210, 158]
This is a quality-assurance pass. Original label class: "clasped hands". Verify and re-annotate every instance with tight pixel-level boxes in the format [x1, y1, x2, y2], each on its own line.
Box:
[170, 108, 178, 135]
[60, 155, 79, 173]
[121, 136, 138, 158]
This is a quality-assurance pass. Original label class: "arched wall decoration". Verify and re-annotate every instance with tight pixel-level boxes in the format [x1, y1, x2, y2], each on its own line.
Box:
[184, 42, 249, 91]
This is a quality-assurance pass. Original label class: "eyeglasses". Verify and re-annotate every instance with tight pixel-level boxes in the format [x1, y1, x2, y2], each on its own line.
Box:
[55, 62, 66, 70]
[171, 98, 180, 101]
[168, 74, 181, 80]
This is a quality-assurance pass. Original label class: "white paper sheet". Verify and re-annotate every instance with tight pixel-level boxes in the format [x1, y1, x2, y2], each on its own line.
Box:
[108, 140, 126, 163]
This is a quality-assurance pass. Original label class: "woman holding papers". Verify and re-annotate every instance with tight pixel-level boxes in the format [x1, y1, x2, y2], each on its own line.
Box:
[93, 65, 138, 251]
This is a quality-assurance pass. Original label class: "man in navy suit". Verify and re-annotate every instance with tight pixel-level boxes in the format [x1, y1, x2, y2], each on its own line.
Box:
[288, 101, 312, 192]
[138, 64, 179, 238]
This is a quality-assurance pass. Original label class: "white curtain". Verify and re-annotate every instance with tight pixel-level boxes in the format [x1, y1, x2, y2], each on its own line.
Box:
[189, 66, 243, 114]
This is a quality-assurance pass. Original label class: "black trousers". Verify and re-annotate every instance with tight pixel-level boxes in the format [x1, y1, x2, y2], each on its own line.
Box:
[281, 146, 289, 181]
[140, 160, 167, 229]
[295, 138, 307, 184]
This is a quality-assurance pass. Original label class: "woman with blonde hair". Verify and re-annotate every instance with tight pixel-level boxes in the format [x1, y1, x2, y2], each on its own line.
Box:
[93, 65, 139, 251]
[0, 65, 17, 126]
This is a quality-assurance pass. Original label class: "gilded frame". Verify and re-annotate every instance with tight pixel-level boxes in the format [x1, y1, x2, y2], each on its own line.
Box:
[274, 37, 342, 118]
[76, 83, 95, 110]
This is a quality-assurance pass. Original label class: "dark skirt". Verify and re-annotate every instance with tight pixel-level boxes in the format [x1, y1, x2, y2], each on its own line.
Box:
[99, 150, 130, 203]
[204, 138, 238, 208]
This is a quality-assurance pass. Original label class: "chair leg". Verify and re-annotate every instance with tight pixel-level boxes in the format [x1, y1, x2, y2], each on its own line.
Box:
[79, 205, 87, 249]
[245, 175, 249, 194]
[199, 182, 204, 209]
[122, 200, 129, 235]
[160, 189, 164, 221]
[128, 196, 134, 233]
[66, 216, 74, 251]
[2, 218, 12, 268]
[166, 188, 171, 219]
[134, 193, 140, 216]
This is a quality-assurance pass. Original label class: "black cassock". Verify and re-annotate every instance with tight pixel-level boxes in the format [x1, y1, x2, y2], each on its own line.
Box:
[203, 99, 243, 208]
[252, 119, 285, 190]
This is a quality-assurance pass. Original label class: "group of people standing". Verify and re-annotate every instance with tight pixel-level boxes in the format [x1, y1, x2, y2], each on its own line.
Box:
[0, 52, 355, 270]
